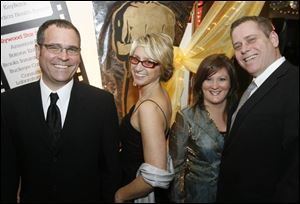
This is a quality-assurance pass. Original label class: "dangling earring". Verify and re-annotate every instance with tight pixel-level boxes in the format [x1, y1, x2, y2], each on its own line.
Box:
[133, 81, 137, 87]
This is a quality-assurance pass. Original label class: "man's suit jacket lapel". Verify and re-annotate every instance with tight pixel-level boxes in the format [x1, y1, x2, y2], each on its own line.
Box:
[28, 81, 55, 152]
[224, 61, 289, 153]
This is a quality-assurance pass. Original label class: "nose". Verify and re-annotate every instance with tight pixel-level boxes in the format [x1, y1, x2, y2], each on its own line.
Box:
[240, 43, 250, 55]
[210, 80, 220, 89]
[57, 49, 69, 60]
[133, 62, 144, 71]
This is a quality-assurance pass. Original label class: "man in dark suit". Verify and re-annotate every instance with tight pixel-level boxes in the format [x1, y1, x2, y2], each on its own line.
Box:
[1, 19, 121, 203]
[217, 16, 299, 202]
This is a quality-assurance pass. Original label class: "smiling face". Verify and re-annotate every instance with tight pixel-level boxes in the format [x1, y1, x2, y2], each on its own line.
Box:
[202, 67, 230, 107]
[130, 46, 161, 88]
[35, 25, 81, 90]
[231, 21, 279, 77]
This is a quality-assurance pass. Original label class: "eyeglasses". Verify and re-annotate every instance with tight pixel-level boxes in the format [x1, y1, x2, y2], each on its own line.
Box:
[38, 43, 81, 56]
[129, 56, 159, 69]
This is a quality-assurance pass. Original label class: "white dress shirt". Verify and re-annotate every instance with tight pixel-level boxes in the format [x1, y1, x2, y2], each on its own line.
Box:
[40, 78, 73, 128]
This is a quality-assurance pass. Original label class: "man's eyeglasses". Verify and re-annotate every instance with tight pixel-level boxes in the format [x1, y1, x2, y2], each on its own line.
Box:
[129, 56, 159, 69]
[38, 43, 81, 56]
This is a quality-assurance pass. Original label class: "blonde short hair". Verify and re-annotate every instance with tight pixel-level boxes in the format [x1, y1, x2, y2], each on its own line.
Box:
[129, 33, 174, 82]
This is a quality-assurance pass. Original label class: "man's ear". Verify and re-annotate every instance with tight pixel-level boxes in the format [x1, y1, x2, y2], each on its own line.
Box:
[269, 30, 279, 48]
[35, 44, 40, 60]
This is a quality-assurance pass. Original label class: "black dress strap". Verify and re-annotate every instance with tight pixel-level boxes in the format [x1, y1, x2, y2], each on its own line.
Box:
[133, 99, 169, 132]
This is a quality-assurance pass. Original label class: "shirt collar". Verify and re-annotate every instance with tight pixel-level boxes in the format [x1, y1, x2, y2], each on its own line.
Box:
[40, 78, 74, 108]
[253, 57, 285, 87]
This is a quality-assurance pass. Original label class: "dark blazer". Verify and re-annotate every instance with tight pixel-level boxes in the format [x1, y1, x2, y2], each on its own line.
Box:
[1, 80, 121, 203]
[217, 61, 299, 203]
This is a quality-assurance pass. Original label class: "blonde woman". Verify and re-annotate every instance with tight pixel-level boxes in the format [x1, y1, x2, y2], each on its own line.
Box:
[115, 33, 174, 203]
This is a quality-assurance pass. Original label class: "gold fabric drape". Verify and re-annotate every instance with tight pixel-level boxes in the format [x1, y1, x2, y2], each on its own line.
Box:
[163, 1, 265, 125]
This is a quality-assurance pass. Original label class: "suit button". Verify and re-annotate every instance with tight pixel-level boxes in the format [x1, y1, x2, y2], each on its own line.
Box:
[53, 157, 58, 162]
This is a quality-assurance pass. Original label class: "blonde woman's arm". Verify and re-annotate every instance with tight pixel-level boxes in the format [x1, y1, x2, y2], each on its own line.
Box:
[115, 101, 168, 202]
